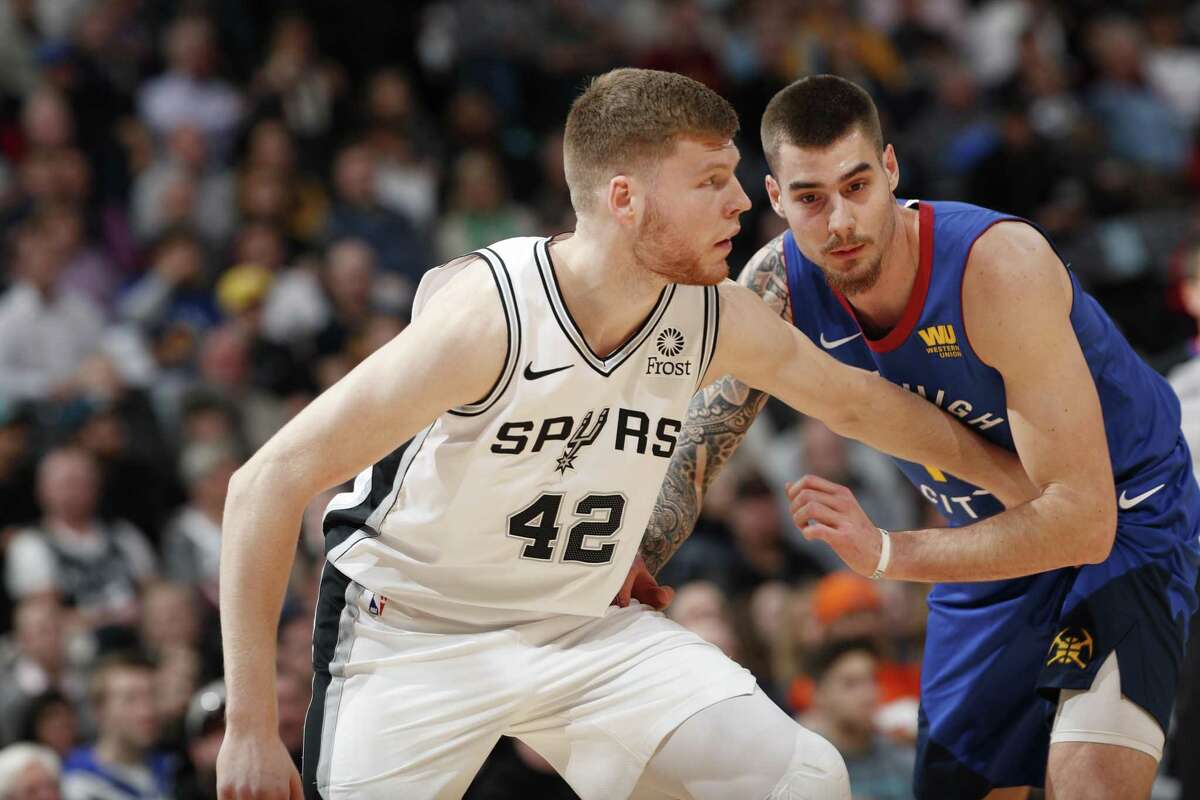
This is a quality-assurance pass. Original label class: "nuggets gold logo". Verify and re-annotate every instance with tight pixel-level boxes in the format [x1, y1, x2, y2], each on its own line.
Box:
[1046, 627, 1094, 668]
[917, 324, 962, 359]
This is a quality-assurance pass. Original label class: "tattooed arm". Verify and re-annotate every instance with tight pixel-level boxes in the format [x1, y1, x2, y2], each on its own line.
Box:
[641, 235, 791, 576]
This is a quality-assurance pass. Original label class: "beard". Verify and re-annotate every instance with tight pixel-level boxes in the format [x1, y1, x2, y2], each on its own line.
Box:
[818, 249, 883, 296]
[632, 200, 727, 286]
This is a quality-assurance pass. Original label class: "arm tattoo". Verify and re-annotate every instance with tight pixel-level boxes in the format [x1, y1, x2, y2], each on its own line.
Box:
[640, 235, 792, 576]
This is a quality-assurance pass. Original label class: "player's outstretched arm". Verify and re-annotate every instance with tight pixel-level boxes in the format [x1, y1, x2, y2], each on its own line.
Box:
[716, 280, 1037, 511]
[640, 236, 789, 576]
[216, 258, 507, 799]
[789, 224, 1116, 583]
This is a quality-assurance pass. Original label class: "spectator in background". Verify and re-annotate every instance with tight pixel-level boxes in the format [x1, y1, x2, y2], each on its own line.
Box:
[138, 583, 201, 668]
[809, 573, 921, 739]
[131, 124, 235, 248]
[0, 743, 61, 800]
[38, 202, 120, 315]
[273, 670, 308, 771]
[324, 141, 429, 284]
[667, 580, 744, 663]
[17, 692, 79, 763]
[137, 15, 242, 163]
[61, 652, 169, 800]
[0, 221, 105, 404]
[435, 149, 538, 262]
[162, 441, 239, 603]
[1144, 5, 1200, 134]
[363, 69, 439, 230]
[189, 323, 286, 450]
[310, 238, 380, 360]
[173, 681, 223, 800]
[793, 416, 920, 534]
[248, 14, 344, 161]
[20, 85, 75, 153]
[0, 400, 39, 533]
[0, 0, 45, 97]
[801, 639, 915, 800]
[0, 599, 81, 746]
[4, 447, 157, 644]
[725, 473, 825, 598]
[240, 118, 328, 245]
[1086, 16, 1190, 175]
[118, 227, 217, 337]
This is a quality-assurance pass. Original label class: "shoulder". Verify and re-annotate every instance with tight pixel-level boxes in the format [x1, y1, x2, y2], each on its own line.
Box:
[963, 221, 1072, 317]
[412, 254, 508, 336]
[966, 221, 1067, 293]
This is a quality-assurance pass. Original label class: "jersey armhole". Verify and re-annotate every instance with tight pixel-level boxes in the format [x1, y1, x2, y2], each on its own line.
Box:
[696, 284, 721, 391]
[448, 247, 522, 417]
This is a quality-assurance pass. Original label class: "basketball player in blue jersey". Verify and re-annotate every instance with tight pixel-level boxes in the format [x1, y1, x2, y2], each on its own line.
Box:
[215, 70, 1037, 800]
[642, 74, 1200, 799]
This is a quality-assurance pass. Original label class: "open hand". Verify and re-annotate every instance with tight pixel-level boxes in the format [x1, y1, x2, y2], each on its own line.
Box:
[787, 474, 883, 578]
[613, 553, 675, 610]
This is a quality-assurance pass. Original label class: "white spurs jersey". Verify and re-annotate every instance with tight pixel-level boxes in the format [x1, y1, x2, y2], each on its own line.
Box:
[323, 236, 721, 625]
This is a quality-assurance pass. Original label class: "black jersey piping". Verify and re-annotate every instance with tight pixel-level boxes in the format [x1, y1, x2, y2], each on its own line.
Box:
[447, 247, 521, 417]
[534, 238, 676, 377]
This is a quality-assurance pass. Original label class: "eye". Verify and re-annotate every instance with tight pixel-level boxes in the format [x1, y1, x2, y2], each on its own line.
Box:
[847, 181, 866, 193]
[799, 194, 818, 204]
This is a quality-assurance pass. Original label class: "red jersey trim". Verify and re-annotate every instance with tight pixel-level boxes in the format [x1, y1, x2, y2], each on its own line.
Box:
[834, 202, 934, 354]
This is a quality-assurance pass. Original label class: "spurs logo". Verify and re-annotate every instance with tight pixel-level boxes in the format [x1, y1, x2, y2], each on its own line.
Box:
[555, 408, 609, 475]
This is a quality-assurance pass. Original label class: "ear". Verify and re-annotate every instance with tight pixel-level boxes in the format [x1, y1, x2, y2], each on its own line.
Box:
[882, 144, 900, 193]
[765, 174, 785, 219]
[606, 175, 637, 225]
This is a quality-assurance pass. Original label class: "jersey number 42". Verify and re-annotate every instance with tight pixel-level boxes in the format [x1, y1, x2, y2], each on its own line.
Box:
[506, 493, 627, 565]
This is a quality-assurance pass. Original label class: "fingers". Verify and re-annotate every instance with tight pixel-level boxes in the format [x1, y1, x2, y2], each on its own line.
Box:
[613, 565, 638, 607]
[798, 522, 838, 543]
[786, 474, 851, 500]
[791, 498, 844, 537]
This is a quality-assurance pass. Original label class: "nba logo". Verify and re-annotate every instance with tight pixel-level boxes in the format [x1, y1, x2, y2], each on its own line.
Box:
[367, 593, 388, 617]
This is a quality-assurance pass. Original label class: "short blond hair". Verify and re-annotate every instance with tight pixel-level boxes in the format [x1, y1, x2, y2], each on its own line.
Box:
[563, 68, 738, 214]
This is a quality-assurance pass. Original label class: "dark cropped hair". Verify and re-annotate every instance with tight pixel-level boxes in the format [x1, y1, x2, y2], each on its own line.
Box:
[760, 75, 884, 173]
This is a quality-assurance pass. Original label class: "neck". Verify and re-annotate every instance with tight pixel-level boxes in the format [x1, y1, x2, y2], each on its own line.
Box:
[96, 737, 145, 769]
[826, 719, 874, 755]
[197, 497, 224, 524]
[844, 204, 920, 333]
[48, 513, 92, 534]
[547, 222, 670, 357]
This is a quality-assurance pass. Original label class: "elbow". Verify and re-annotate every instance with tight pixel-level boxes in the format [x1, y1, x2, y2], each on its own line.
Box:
[820, 403, 862, 439]
[1080, 499, 1118, 565]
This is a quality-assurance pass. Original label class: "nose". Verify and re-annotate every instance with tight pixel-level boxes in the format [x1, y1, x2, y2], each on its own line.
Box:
[827, 194, 855, 242]
[727, 177, 752, 217]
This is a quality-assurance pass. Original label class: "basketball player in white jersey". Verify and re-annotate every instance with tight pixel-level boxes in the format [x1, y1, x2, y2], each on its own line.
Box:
[216, 69, 1033, 800]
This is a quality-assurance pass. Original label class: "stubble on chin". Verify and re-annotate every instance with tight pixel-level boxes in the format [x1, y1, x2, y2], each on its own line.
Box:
[820, 253, 882, 296]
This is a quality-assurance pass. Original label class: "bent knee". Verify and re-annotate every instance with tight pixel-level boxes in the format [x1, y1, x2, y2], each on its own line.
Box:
[768, 728, 850, 800]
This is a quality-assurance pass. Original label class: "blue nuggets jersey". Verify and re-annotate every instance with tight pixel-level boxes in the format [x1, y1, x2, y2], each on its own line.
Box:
[785, 200, 1200, 795]
[783, 200, 1200, 619]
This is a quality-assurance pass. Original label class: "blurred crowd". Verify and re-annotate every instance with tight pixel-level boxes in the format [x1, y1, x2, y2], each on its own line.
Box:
[1, 0, 1200, 798]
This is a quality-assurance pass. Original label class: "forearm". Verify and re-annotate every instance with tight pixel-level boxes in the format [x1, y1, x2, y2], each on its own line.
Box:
[641, 378, 768, 575]
[219, 464, 306, 732]
[833, 374, 1036, 507]
[888, 484, 1111, 582]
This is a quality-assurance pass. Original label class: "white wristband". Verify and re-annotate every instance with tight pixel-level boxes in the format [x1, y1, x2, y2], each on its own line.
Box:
[870, 528, 891, 580]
